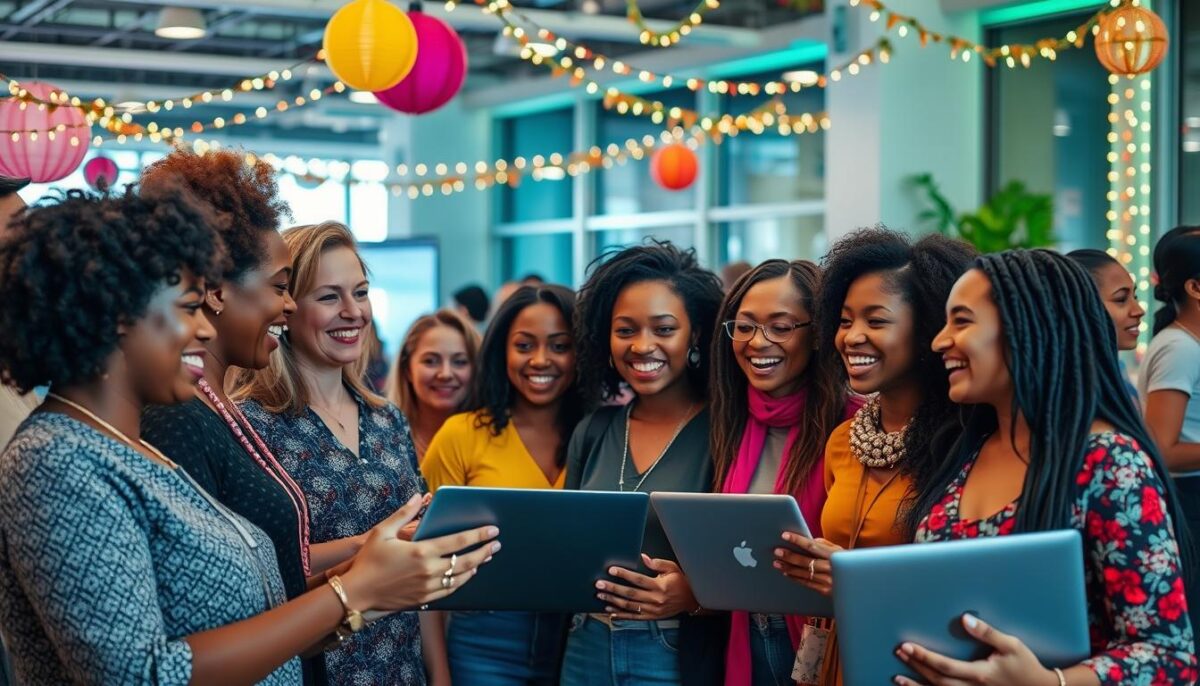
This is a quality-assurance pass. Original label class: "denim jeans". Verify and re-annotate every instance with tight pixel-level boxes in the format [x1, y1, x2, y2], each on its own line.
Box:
[750, 614, 794, 686]
[447, 611, 563, 685]
[560, 614, 681, 686]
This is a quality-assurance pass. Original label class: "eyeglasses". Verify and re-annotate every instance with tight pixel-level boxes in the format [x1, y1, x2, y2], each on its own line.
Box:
[722, 319, 812, 343]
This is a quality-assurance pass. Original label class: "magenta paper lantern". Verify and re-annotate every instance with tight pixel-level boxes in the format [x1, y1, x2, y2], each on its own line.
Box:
[84, 156, 119, 191]
[0, 81, 91, 183]
[373, 10, 467, 115]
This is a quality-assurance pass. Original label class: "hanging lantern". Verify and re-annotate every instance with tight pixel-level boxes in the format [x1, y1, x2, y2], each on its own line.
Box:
[323, 0, 418, 92]
[0, 81, 91, 183]
[1094, 3, 1168, 77]
[83, 156, 119, 191]
[650, 143, 698, 191]
[374, 9, 467, 115]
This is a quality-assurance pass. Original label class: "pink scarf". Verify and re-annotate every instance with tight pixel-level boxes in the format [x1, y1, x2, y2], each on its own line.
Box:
[721, 386, 862, 686]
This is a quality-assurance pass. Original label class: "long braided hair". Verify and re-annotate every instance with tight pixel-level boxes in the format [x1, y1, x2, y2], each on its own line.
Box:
[908, 250, 1191, 569]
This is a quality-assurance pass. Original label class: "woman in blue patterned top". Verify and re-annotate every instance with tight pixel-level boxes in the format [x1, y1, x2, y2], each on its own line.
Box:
[235, 221, 441, 685]
[0, 190, 499, 686]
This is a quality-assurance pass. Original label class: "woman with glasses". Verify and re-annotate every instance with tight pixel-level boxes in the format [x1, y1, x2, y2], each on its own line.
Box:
[709, 260, 861, 685]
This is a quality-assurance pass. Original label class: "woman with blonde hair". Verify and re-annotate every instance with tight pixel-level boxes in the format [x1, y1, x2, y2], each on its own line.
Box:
[386, 310, 481, 462]
[233, 221, 444, 685]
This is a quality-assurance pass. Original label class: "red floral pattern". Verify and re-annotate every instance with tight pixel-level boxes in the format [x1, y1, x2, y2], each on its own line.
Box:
[915, 432, 1197, 685]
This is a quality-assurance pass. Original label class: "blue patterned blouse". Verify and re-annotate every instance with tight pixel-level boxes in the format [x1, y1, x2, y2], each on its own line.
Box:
[240, 391, 427, 686]
[0, 412, 301, 686]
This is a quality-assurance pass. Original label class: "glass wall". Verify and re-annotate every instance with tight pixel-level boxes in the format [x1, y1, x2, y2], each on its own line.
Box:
[1180, 0, 1200, 224]
[496, 108, 574, 224]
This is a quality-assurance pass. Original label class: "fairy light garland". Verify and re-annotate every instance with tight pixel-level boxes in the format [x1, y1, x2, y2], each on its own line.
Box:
[626, 0, 719, 47]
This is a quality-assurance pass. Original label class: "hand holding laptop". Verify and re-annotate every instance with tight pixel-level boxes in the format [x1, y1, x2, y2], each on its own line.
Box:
[595, 553, 699, 621]
[893, 613, 1065, 686]
[773, 532, 841, 597]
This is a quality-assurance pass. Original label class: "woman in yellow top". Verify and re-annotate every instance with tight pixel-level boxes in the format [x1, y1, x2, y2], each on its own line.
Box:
[772, 228, 975, 686]
[421, 284, 586, 684]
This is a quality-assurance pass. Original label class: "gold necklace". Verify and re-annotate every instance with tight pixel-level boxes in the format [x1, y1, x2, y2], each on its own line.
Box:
[310, 397, 351, 432]
[47, 393, 178, 469]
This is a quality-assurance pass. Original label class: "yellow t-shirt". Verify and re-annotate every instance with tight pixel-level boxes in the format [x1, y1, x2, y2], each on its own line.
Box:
[421, 411, 566, 492]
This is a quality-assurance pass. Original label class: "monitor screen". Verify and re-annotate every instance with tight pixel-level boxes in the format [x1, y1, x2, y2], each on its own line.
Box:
[359, 238, 439, 370]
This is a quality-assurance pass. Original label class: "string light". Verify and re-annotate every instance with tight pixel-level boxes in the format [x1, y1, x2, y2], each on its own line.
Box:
[626, 0, 719, 48]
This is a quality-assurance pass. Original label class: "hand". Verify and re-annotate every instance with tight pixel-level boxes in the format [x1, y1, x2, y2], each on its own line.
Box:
[596, 553, 698, 620]
[893, 614, 1061, 686]
[397, 493, 433, 542]
[340, 494, 500, 611]
[774, 532, 840, 596]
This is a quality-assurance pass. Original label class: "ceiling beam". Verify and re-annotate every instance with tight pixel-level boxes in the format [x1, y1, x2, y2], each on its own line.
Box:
[0, 0, 74, 39]
[0, 41, 335, 78]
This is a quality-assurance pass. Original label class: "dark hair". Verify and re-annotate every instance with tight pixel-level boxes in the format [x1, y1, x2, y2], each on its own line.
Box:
[0, 188, 226, 393]
[710, 260, 848, 494]
[0, 175, 30, 198]
[467, 285, 584, 466]
[1065, 248, 1121, 283]
[520, 273, 546, 285]
[908, 250, 1191, 571]
[1152, 227, 1200, 335]
[575, 241, 724, 405]
[817, 227, 977, 519]
[140, 148, 289, 284]
[453, 284, 490, 323]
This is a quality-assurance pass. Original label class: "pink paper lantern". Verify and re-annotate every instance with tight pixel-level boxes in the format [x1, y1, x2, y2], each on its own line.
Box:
[373, 10, 467, 115]
[0, 81, 91, 183]
[84, 156, 119, 191]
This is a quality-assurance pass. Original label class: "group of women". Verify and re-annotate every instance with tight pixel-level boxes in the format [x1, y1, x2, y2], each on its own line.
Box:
[0, 147, 1198, 686]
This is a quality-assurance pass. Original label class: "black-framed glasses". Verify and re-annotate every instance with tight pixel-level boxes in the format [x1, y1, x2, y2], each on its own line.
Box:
[722, 319, 812, 343]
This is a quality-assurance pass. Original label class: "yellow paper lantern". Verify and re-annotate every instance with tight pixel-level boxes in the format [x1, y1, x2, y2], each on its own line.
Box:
[1094, 3, 1168, 77]
[323, 0, 419, 92]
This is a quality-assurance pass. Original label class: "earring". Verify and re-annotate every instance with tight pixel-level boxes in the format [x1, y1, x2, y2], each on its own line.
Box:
[688, 346, 701, 368]
[213, 308, 222, 316]
[608, 356, 616, 369]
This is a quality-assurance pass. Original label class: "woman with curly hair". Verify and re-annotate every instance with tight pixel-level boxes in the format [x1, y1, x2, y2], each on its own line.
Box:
[0, 190, 497, 685]
[561, 241, 726, 686]
[772, 228, 976, 686]
[419, 285, 584, 684]
[896, 249, 1195, 684]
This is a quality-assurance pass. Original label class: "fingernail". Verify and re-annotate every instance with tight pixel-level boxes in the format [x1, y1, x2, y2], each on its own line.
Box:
[773, 561, 782, 569]
[483, 556, 493, 563]
[893, 677, 904, 685]
[609, 567, 618, 575]
[774, 548, 784, 557]
[901, 643, 914, 655]
[596, 581, 606, 590]
[486, 526, 499, 537]
[781, 532, 791, 541]
[491, 541, 502, 553]
[963, 613, 978, 629]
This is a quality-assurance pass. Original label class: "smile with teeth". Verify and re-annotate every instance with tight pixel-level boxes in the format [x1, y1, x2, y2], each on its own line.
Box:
[944, 359, 968, 371]
[182, 353, 204, 370]
[328, 328, 361, 340]
[267, 324, 286, 338]
[846, 355, 879, 367]
[749, 356, 782, 369]
[630, 360, 665, 373]
[527, 374, 558, 387]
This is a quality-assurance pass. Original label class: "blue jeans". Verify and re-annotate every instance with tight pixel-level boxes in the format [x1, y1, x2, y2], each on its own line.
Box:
[750, 614, 794, 686]
[447, 611, 563, 685]
[560, 614, 680, 686]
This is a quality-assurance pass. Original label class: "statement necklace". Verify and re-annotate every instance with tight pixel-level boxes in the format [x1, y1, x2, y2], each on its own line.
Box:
[849, 396, 911, 469]
[618, 401, 697, 492]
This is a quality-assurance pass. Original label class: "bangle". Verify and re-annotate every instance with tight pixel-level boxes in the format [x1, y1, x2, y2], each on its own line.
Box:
[1053, 667, 1066, 686]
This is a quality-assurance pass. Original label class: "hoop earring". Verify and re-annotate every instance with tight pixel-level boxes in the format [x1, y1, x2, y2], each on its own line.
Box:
[688, 346, 701, 368]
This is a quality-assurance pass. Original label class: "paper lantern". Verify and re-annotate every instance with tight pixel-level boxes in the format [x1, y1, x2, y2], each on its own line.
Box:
[84, 156, 119, 191]
[650, 144, 698, 191]
[374, 10, 467, 115]
[1094, 4, 1168, 77]
[0, 81, 91, 183]
[323, 0, 418, 92]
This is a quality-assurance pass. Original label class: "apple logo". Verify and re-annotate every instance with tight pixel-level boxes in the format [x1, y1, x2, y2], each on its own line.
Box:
[733, 540, 757, 568]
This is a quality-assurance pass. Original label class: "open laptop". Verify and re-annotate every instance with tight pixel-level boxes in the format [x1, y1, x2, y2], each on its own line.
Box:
[651, 492, 834, 616]
[832, 529, 1089, 686]
[413, 487, 649, 612]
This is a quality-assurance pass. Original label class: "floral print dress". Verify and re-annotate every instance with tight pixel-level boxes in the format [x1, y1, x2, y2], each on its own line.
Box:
[915, 432, 1197, 685]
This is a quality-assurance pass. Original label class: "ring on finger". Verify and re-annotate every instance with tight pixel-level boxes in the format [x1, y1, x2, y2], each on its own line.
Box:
[441, 575, 454, 589]
[808, 559, 816, 581]
[636, 604, 642, 614]
[445, 553, 458, 577]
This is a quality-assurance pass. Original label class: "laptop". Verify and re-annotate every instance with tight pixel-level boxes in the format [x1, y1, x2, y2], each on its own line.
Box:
[832, 529, 1090, 686]
[651, 492, 834, 616]
[413, 486, 649, 612]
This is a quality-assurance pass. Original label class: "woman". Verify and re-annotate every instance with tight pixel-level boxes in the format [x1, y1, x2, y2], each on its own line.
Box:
[773, 228, 976, 686]
[709, 259, 858, 685]
[1066, 248, 1145, 400]
[0, 190, 496, 685]
[421, 285, 585, 684]
[1140, 226, 1200, 655]
[387, 309, 481, 462]
[235, 221, 438, 685]
[562, 241, 726, 686]
[897, 249, 1196, 684]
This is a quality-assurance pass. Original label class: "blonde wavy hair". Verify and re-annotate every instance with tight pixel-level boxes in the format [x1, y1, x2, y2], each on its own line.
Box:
[385, 309, 481, 421]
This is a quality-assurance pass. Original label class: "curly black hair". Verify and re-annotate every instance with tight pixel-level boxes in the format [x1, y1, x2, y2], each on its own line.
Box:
[575, 240, 724, 405]
[817, 227, 977, 528]
[140, 148, 289, 284]
[467, 284, 584, 466]
[0, 188, 226, 393]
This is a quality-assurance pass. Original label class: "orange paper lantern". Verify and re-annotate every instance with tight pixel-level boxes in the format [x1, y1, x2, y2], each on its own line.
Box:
[650, 144, 698, 191]
[323, 0, 418, 92]
[1094, 3, 1168, 77]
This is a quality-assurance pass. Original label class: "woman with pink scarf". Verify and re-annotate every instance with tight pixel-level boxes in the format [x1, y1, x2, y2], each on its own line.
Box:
[709, 260, 861, 686]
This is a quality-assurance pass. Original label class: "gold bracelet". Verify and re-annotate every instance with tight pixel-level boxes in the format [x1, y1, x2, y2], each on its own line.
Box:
[328, 575, 365, 635]
[1053, 667, 1066, 686]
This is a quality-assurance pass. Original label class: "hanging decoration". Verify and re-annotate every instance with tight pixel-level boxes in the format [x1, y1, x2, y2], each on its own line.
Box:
[375, 8, 468, 114]
[1094, 1, 1168, 77]
[626, 0, 719, 47]
[83, 156, 119, 190]
[0, 81, 91, 183]
[323, 0, 419, 92]
[650, 143, 698, 190]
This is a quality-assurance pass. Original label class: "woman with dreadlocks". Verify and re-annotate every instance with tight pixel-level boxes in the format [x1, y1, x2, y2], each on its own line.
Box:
[896, 249, 1195, 685]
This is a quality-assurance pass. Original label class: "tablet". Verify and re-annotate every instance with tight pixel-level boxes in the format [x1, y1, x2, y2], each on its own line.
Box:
[832, 529, 1089, 686]
[651, 492, 833, 616]
[413, 486, 650, 611]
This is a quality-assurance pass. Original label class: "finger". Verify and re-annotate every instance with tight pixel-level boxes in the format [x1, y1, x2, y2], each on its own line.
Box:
[898, 642, 979, 681]
[422, 566, 480, 603]
[607, 566, 659, 591]
[891, 676, 931, 686]
[641, 554, 680, 575]
[774, 548, 816, 569]
[441, 540, 500, 580]
[961, 614, 1017, 653]
[895, 647, 949, 686]
[422, 525, 500, 557]
[373, 494, 424, 538]
[601, 593, 652, 616]
[781, 533, 838, 559]
[596, 580, 655, 604]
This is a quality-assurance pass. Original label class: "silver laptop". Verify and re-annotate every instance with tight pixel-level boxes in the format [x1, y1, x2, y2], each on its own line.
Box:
[651, 492, 834, 616]
[832, 529, 1089, 686]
